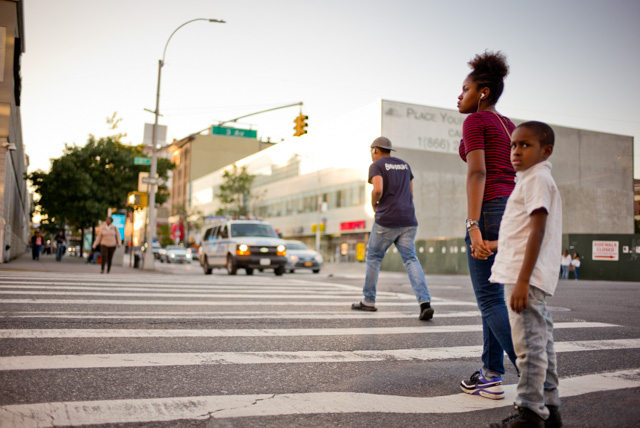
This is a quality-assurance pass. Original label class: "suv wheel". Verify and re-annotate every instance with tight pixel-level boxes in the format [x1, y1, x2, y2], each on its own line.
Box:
[226, 255, 237, 275]
[274, 266, 285, 276]
[245, 268, 254, 275]
[202, 256, 212, 275]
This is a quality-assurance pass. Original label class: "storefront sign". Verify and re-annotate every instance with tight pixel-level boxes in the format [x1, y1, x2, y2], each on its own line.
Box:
[340, 220, 366, 231]
[592, 240, 619, 261]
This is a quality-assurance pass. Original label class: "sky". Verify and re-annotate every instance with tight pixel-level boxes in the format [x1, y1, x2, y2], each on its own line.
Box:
[21, 0, 640, 178]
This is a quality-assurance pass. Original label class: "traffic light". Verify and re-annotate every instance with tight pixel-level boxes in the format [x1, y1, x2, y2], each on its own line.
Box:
[293, 113, 308, 137]
[127, 191, 148, 208]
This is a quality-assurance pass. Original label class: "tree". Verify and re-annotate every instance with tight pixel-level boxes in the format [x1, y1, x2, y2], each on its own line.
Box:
[215, 164, 256, 217]
[29, 134, 174, 254]
[175, 205, 205, 246]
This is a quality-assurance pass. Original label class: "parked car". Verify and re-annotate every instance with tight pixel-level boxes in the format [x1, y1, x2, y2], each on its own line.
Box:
[199, 218, 287, 276]
[152, 243, 162, 260]
[284, 240, 322, 274]
[160, 245, 192, 263]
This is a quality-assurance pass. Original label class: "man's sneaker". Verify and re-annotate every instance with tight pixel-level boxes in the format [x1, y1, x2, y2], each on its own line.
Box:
[489, 405, 544, 427]
[460, 369, 504, 399]
[545, 406, 562, 428]
[419, 302, 434, 321]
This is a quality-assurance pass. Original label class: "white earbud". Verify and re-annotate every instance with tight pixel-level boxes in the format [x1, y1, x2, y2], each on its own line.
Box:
[480, 94, 485, 98]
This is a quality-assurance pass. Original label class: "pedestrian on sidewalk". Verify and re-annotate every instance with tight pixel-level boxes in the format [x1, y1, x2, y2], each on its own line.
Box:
[487, 121, 563, 427]
[571, 252, 581, 280]
[55, 230, 66, 262]
[92, 216, 121, 274]
[560, 250, 571, 279]
[351, 136, 434, 321]
[30, 229, 43, 260]
[457, 50, 517, 399]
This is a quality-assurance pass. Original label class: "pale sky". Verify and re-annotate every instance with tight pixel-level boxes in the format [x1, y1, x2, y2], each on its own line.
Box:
[21, 0, 640, 178]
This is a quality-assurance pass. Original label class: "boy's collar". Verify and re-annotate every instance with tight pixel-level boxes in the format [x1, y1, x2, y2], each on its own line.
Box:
[515, 160, 552, 181]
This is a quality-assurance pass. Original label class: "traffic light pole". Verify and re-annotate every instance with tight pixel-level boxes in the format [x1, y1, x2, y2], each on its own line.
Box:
[217, 102, 303, 126]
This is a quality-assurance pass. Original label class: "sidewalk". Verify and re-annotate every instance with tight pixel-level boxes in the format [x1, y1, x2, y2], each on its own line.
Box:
[0, 251, 136, 274]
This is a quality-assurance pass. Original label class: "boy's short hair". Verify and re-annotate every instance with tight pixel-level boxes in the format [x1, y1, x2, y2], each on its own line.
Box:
[517, 121, 555, 147]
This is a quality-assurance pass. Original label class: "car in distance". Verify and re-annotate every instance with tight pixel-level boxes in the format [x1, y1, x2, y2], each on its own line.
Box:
[199, 218, 287, 276]
[160, 245, 192, 264]
[284, 240, 322, 274]
[152, 243, 162, 260]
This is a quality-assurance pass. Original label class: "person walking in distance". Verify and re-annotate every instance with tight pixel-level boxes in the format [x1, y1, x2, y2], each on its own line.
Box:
[571, 252, 580, 280]
[351, 137, 434, 321]
[457, 50, 517, 399]
[487, 121, 563, 427]
[31, 229, 43, 261]
[92, 216, 121, 274]
[560, 250, 571, 280]
[55, 230, 66, 262]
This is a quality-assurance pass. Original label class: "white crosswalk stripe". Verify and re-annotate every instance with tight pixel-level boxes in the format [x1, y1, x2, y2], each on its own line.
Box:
[1, 271, 638, 427]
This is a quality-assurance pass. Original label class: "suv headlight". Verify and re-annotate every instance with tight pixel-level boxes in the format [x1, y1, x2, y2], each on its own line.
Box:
[236, 244, 251, 256]
[277, 245, 286, 256]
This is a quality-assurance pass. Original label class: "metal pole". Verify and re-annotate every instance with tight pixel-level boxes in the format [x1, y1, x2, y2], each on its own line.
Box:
[315, 195, 321, 252]
[142, 18, 225, 271]
[143, 59, 162, 270]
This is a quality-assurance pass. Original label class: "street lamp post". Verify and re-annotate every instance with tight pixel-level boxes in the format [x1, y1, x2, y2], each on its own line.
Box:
[143, 18, 226, 270]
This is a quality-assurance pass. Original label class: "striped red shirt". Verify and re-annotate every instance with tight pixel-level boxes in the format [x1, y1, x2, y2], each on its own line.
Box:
[459, 111, 516, 202]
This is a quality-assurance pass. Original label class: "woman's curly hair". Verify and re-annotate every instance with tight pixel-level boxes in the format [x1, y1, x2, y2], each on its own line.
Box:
[468, 50, 509, 105]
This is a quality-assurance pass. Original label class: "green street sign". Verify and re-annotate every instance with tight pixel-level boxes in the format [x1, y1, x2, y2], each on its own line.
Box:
[134, 157, 151, 165]
[212, 126, 257, 139]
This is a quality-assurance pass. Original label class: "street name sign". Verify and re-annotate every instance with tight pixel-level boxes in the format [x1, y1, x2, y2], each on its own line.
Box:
[212, 126, 257, 139]
[134, 157, 151, 165]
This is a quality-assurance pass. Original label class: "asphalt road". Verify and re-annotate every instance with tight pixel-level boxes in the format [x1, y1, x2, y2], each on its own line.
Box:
[0, 254, 639, 427]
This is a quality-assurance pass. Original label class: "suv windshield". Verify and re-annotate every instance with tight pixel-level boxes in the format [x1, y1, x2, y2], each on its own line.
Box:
[231, 223, 278, 238]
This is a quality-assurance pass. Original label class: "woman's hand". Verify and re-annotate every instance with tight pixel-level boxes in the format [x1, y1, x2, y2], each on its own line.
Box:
[469, 228, 493, 259]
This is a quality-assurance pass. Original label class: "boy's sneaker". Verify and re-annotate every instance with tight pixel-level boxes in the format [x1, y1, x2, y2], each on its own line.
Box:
[545, 406, 562, 428]
[489, 405, 544, 427]
[460, 369, 504, 399]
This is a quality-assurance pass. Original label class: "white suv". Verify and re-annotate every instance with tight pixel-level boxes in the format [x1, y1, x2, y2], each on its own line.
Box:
[199, 219, 287, 275]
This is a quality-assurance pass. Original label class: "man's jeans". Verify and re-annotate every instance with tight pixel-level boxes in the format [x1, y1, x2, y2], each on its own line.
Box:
[363, 223, 431, 304]
[56, 245, 64, 261]
[505, 284, 561, 420]
[465, 196, 517, 375]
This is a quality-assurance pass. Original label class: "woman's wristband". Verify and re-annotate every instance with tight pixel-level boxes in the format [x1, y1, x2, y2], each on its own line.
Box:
[465, 218, 479, 231]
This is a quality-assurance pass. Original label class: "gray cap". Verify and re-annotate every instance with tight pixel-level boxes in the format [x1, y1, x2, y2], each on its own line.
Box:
[370, 136, 395, 151]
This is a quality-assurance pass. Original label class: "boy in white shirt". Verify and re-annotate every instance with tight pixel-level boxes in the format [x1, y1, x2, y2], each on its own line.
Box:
[480, 121, 563, 427]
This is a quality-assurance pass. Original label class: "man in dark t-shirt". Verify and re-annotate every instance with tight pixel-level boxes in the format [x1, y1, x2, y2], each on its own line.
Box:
[351, 137, 434, 321]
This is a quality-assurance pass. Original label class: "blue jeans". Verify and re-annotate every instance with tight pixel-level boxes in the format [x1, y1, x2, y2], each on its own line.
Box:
[56, 245, 65, 261]
[465, 197, 517, 375]
[573, 266, 579, 279]
[560, 265, 569, 279]
[505, 284, 560, 420]
[363, 223, 431, 304]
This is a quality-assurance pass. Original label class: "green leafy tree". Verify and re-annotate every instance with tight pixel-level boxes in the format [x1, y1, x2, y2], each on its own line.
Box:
[157, 224, 174, 247]
[29, 133, 174, 254]
[175, 205, 205, 246]
[215, 164, 256, 217]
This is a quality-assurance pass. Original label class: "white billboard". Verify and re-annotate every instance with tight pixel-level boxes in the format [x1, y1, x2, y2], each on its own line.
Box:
[381, 100, 465, 155]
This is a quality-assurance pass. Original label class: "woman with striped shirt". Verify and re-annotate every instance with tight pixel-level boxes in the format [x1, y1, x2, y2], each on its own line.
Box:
[457, 51, 518, 400]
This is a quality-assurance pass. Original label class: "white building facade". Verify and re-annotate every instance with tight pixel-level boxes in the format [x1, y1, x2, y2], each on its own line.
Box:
[190, 100, 635, 266]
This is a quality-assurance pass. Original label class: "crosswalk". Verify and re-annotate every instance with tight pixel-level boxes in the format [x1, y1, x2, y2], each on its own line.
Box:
[1, 271, 639, 427]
